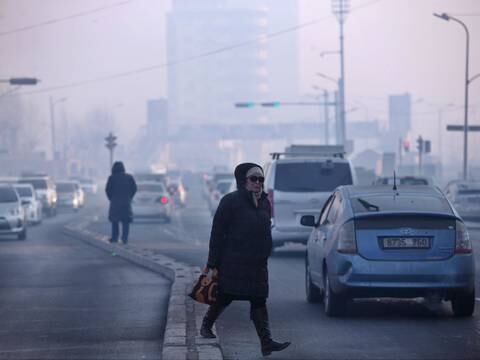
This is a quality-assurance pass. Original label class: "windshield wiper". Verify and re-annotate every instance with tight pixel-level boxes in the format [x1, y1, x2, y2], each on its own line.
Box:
[357, 198, 380, 212]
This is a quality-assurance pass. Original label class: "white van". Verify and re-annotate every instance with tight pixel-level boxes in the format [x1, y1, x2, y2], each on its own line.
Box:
[264, 145, 356, 249]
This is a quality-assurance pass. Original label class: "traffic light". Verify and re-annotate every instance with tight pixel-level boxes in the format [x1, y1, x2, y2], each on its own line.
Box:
[424, 140, 431, 153]
[105, 132, 117, 150]
[403, 139, 410, 152]
[261, 101, 281, 108]
[416, 136, 424, 153]
[9, 77, 39, 85]
[234, 102, 255, 108]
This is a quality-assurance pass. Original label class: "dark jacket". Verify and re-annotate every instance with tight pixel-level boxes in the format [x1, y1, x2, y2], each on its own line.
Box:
[207, 188, 273, 298]
[105, 163, 137, 223]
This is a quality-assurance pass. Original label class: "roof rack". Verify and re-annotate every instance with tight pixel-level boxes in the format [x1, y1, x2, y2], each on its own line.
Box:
[270, 152, 345, 160]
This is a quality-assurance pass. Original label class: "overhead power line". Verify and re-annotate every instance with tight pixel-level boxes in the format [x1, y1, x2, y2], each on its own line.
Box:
[0, 0, 133, 37]
[12, 0, 385, 97]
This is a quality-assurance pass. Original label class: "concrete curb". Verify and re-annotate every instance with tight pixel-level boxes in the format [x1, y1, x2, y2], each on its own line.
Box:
[62, 220, 223, 360]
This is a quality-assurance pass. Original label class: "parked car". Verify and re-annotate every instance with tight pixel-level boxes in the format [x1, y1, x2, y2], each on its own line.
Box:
[374, 175, 434, 186]
[132, 181, 172, 222]
[444, 180, 480, 220]
[264, 145, 355, 249]
[209, 179, 234, 215]
[13, 183, 43, 224]
[302, 185, 475, 317]
[18, 176, 57, 216]
[0, 185, 27, 240]
[55, 180, 82, 211]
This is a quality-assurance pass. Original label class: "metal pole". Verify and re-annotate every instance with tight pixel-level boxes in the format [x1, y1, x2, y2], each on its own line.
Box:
[109, 148, 114, 170]
[445, 16, 470, 180]
[49, 96, 57, 160]
[339, 3, 346, 145]
[324, 90, 330, 144]
[438, 109, 443, 178]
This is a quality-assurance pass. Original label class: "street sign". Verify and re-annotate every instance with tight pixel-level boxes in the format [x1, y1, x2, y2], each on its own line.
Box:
[446, 125, 480, 132]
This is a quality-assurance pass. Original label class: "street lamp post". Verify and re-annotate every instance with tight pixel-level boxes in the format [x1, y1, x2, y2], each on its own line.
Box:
[434, 12, 470, 180]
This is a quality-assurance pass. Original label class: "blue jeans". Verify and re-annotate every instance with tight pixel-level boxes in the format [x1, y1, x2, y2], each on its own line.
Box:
[111, 221, 130, 243]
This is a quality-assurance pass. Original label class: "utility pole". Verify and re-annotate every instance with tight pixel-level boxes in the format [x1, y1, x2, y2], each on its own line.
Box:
[332, 0, 350, 145]
[324, 90, 330, 145]
[105, 132, 117, 170]
[49, 96, 57, 161]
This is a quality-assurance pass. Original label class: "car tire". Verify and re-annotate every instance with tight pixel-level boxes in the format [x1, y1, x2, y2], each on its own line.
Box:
[324, 270, 347, 317]
[305, 260, 322, 303]
[18, 228, 27, 240]
[451, 290, 475, 317]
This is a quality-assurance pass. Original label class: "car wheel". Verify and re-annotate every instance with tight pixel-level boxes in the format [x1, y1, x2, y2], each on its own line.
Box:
[18, 228, 27, 240]
[451, 290, 475, 317]
[324, 270, 347, 317]
[305, 260, 322, 303]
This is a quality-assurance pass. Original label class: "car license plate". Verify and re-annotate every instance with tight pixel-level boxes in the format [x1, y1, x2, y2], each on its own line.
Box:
[381, 237, 431, 249]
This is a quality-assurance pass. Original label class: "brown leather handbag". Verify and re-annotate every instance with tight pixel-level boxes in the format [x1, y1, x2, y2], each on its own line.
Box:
[189, 269, 218, 305]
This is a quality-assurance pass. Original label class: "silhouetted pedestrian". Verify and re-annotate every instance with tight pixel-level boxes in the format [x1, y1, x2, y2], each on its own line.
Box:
[105, 161, 137, 244]
[200, 162, 290, 357]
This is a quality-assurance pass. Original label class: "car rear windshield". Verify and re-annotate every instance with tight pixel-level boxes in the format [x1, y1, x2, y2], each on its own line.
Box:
[138, 184, 165, 193]
[381, 177, 429, 185]
[15, 187, 33, 197]
[275, 162, 353, 192]
[0, 187, 18, 203]
[135, 174, 166, 183]
[18, 179, 47, 189]
[458, 189, 480, 195]
[57, 183, 76, 192]
[352, 195, 453, 214]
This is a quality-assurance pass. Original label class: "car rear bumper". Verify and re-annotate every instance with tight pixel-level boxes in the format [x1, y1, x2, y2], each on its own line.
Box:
[329, 254, 475, 297]
[133, 207, 169, 218]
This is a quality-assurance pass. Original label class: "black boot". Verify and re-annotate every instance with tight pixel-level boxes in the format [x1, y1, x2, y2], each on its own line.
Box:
[200, 303, 226, 339]
[251, 307, 291, 356]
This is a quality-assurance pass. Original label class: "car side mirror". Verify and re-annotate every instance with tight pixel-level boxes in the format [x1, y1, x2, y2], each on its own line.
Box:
[300, 215, 316, 227]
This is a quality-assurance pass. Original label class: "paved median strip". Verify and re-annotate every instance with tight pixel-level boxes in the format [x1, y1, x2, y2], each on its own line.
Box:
[63, 220, 223, 360]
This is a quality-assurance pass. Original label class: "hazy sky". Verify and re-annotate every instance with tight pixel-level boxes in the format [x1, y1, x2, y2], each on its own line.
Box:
[1, 0, 479, 162]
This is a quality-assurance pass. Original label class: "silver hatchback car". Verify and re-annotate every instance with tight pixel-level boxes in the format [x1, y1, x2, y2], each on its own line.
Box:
[0, 185, 27, 240]
[302, 185, 475, 317]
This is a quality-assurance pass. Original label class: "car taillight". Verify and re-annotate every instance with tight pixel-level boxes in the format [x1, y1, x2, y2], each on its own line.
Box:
[455, 220, 472, 254]
[267, 189, 274, 218]
[159, 196, 169, 204]
[337, 221, 357, 254]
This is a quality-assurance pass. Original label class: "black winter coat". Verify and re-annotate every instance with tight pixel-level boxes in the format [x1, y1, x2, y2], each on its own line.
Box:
[207, 188, 273, 298]
[105, 172, 137, 223]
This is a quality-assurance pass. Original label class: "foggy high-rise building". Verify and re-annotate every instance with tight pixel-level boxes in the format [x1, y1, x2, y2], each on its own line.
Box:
[388, 93, 411, 138]
[167, 0, 299, 130]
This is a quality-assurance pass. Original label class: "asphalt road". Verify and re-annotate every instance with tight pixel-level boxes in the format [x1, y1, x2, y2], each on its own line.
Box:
[0, 206, 170, 360]
[87, 175, 480, 360]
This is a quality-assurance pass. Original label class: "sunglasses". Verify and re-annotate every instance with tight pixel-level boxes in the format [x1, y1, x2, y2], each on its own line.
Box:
[247, 176, 265, 183]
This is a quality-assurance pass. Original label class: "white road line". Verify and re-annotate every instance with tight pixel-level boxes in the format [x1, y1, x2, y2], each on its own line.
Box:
[0, 345, 95, 353]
